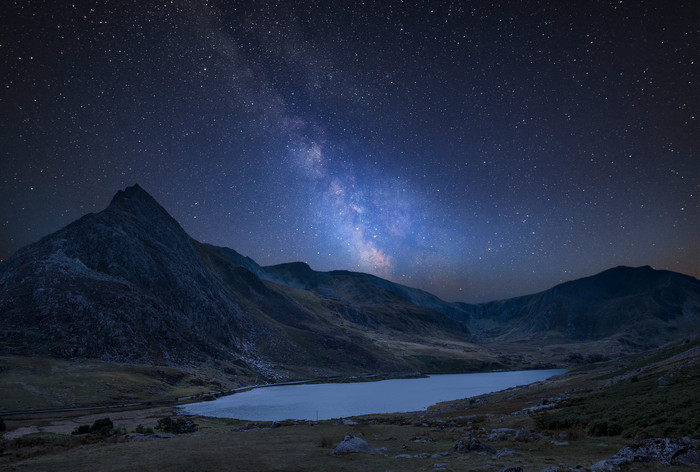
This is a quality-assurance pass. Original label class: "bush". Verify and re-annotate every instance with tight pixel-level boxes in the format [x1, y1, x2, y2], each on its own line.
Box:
[0, 417, 5, 431]
[72, 417, 114, 436]
[71, 425, 90, 435]
[135, 424, 145, 434]
[317, 437, 334, 448]
[588, 420, 623, 436]
[155, 417, 198, 434]
[89, 417, 114, 436]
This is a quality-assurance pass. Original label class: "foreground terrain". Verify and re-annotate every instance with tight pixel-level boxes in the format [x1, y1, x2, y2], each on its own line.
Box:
[1, 337, 697, 471]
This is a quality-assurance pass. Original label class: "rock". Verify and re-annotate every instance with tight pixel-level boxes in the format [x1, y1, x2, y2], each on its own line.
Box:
[589, 457, 629, 471]
[332, 433, 376, 455]
[493, 448, 516, 459]
[675, 448, 700, 466]
[394, 454, 413, 458]
[342, 419, 358, 425]
[489, 428, 517, 441]
[590, 438, 700, 469]
[449, 436, 496, 454]
[500, 468, 523, 472]
[489, 427, 533, 442]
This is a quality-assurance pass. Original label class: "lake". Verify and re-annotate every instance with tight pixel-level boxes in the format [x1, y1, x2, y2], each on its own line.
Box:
[180, 369, 566, 421]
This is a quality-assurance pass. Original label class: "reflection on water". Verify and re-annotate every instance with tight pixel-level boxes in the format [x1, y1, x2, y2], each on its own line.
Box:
[181, 369, 566, 421]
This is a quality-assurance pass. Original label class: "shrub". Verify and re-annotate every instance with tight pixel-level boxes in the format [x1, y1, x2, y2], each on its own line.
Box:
[135, 424, 145, 434]
[155, 417, 173, 432]
[318, 437, 334, 448]
[71, 425, 90, 435]
[89, 417, 114, 436]
[155, 417, 198, 434]
[588, 421, 623, 436]
[0, 417, 5, 431]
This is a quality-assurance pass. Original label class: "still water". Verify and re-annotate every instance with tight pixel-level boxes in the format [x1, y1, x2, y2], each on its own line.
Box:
[181, 369, 566, 421]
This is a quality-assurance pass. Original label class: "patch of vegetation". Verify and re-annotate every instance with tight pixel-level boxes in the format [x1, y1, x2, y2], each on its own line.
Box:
[534, 363, 700, 438]
[317, 437, 334, 448]
[134, 424, 155, 435]
[0, 417, 5, 431]
[155, 417, 198, 434]
[71, 417, 114, 436]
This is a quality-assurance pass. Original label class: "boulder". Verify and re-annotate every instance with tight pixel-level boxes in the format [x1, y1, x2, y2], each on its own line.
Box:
[332, 433, 376, 455]
[449, 436, 496, 454]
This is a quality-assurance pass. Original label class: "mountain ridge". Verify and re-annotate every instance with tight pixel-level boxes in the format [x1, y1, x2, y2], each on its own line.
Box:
[1, 184, 698, 381]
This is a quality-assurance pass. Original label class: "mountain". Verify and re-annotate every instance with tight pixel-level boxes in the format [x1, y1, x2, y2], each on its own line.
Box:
[455, 265, 700, 347]
[0, 185, 486, 380]
[1, 185, 698, 384]
[251, 256, 699, 348]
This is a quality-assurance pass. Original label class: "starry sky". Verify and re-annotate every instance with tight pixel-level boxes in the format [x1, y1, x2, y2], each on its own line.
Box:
[1, 1, 698, 302]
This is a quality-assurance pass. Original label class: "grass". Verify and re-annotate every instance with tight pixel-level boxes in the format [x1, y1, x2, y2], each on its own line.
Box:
[0, 356, 245, 411]
[535, 362, 700, 438]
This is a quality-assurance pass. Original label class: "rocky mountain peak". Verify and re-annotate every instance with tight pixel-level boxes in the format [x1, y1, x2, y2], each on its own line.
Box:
[107, 184, 174, 223]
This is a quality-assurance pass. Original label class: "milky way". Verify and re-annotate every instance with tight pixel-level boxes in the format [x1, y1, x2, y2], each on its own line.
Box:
[1, 1, 698, 301]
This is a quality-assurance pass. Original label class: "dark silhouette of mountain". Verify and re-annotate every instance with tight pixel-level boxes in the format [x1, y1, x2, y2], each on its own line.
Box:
[1, 185, 698, 381]
[455, 265, 700, 346]
[258, 259, 699, 347]
[0, 185, 478, 378]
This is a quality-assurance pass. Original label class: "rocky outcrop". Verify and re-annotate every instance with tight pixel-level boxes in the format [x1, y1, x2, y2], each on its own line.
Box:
[448, 436, 496, 454]
[590, 438, 700, 470]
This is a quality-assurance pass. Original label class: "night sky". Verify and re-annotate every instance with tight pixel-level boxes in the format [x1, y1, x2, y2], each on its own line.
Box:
[1, 1, 698, 302]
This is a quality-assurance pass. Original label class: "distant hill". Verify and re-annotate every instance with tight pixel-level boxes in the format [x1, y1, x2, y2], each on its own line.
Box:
[1, 185, 698, 381]
[455, 265, 700, 346]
